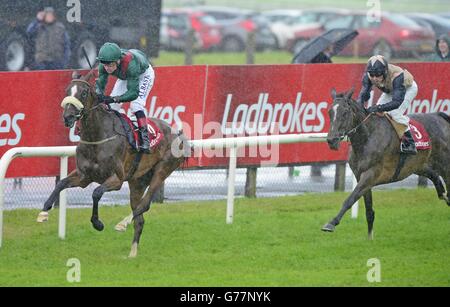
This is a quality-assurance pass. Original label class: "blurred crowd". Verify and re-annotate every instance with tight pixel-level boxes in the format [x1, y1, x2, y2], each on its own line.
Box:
[26, 6, 71, 70]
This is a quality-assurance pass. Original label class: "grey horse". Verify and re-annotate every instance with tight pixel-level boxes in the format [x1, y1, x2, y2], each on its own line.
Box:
[323, 88, 450, 238]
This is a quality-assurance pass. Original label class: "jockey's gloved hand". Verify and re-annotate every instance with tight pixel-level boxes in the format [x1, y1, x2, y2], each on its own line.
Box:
[102, 96, 119, 104]
[366, 105, 381, 113]
[97, 94, 106, 103]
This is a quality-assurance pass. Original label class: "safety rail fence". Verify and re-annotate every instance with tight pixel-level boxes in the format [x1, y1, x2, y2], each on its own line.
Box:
[0, 133, 363, 248]
[1, 133, 434, 248]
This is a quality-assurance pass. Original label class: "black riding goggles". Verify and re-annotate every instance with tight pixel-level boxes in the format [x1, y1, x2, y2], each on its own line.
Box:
[368, 72, 383, 78]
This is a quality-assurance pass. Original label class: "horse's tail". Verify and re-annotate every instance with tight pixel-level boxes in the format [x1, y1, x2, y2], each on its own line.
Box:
[438, 112, 450, 124]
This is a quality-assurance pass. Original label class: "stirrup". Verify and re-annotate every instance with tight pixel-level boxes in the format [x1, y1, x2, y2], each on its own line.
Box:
[400, 143, 417, 155]
[139, 146, 151, 154]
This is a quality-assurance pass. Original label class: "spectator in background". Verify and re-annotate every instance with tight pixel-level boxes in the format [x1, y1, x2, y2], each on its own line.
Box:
[429, 34, 449, 62]
[310, 45, 334, 64]
[26, 7, 71, 70]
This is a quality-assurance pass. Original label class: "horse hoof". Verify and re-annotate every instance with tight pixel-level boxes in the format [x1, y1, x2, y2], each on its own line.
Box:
[114, 223, 127, 232]
[37, 211, 49, 223]
[321, 223, 335, 232]
[128, 243, 138, 258]
[442, 194, 449, 205]
[91, 220, 104, 231]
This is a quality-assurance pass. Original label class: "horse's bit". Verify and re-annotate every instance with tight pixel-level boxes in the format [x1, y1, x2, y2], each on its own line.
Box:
[338, 113, 373, 141]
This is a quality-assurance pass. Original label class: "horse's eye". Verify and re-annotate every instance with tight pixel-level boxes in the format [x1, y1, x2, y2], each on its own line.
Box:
[81, 91, 88, 99]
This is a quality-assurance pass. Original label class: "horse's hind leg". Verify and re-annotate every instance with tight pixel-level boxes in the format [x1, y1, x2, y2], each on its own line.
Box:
[115, 177, 148, 232]
[37, 170, 85, 222]
[439, 171, 450, 206]
[128, 159, 183, 258]
[416, 168, 446, 202]
[90, 174, 123, 231]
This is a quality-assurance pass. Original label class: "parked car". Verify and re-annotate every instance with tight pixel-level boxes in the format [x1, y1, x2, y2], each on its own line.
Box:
[161, 8, 221, 52]
[438, 12, 450, 20]
[195, 6, 277, 52]
[299, 8, 353, 24]
[406, 13, 450, 37]
[160, 11, 188, 51]
[287, 11, 435, 59]
[261, 9, 322, 49]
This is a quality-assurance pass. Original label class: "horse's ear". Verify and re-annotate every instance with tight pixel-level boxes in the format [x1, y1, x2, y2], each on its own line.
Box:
[345, 87, 355, 100]
[72, 71, 82, 80]
[331, 88, 337, 100]
[82, 69, 95, 82]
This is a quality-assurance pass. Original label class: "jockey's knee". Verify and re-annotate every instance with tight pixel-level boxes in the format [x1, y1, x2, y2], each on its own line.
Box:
[109, 102, 122, 112]
[130, 101, 145, 114]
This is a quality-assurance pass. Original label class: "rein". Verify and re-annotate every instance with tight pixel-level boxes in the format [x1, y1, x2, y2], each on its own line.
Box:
[339, 113, 373, 141]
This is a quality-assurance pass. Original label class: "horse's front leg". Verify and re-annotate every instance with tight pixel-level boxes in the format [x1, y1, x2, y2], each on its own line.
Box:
[363, 189, 375, 240]
[91, 174, 123, 231]
[322, 168, 378, 232]
[37, 170, 85, 222]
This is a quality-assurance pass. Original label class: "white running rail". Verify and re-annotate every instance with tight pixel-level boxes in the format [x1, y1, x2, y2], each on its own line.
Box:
[0, 146, 75, 248]
[0, 133, 357, 248]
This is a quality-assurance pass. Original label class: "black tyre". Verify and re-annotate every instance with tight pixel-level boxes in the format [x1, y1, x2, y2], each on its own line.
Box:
[372, 40, 394, 60]
[0, 32, 27, 71]
[72, 32, 97, 69]
[221, 36, 245, 52]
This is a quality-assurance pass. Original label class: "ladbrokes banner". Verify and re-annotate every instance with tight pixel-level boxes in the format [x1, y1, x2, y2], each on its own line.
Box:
[1, 63, 449, 177]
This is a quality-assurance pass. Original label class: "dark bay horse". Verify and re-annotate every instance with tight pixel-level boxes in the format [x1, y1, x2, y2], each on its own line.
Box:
[323, 88, 450, 238]
[37, 71, 190, 257]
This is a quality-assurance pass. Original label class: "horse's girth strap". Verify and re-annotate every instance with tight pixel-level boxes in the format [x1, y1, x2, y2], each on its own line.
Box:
[79, 135, 118, 145]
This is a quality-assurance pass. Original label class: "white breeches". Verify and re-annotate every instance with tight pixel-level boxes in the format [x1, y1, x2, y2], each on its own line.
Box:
[109, 66, 155, 113]
[377, 81, 418, 129]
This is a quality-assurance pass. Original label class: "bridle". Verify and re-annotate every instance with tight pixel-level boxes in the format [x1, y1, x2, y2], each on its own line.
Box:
[61, 79, 119, 145]
[339, 113, 373, 140]
[61, 79, 104, 121]
[331, 99, 373, 141]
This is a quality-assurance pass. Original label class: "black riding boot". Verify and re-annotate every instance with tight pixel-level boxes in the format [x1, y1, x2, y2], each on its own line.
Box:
[136, 111, 151, 154]
[138, 127, 151, 154]
[401, 130, 417, 155]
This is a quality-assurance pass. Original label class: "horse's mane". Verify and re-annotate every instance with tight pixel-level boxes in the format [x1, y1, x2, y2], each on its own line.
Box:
[335, 91, 368, 119]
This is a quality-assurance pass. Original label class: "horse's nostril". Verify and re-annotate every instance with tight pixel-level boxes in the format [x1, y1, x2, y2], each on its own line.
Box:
[64, 116, 75, 128]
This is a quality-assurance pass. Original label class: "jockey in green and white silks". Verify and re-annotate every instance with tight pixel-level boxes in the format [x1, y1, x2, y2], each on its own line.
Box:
[95, 42, 155, 154]
[357, 55, 418, 155]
